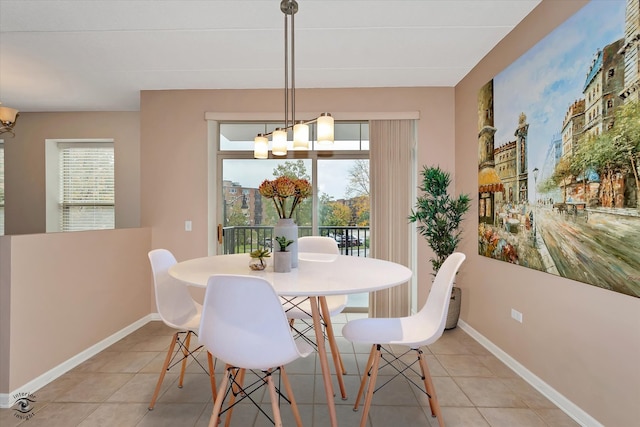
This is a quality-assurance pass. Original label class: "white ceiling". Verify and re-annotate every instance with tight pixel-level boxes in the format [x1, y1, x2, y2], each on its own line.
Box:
[0, 0, 541, 112]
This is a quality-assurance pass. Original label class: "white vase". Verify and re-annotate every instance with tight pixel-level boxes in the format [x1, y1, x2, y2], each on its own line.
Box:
[273, 251, 292, 273]
[273, 218, 298, 268]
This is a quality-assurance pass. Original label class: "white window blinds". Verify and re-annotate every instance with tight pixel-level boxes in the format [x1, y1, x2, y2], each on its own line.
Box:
[59, 143, 114, 231]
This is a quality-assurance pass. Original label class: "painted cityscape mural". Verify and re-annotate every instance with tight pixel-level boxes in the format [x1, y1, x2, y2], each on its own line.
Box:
[477, 0, 639, 298]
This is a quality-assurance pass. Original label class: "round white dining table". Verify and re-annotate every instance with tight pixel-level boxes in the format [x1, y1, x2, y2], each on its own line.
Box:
[169, 252, 412, 294]
[169, 252, 412, 427]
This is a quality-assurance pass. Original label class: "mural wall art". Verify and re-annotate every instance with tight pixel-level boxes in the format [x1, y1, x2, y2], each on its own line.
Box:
[477, 0, 639, 298]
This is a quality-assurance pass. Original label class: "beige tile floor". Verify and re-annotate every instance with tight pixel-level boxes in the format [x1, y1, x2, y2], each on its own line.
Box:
[1, 314, 580, 427]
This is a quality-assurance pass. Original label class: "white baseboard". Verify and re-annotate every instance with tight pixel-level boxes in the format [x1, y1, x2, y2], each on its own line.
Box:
[458, 319, 603, 427]
[0, 313, 161, 409]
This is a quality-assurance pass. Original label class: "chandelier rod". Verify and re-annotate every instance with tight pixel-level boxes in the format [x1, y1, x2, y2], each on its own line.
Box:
[291, 2, 295, 127]
[282, 0, 298, 130]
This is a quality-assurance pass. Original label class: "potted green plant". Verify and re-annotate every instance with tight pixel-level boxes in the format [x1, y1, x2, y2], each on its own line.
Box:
[273, 236, 294, 273]
[249, 247, 271, 271]
[409, 165, 471, 329]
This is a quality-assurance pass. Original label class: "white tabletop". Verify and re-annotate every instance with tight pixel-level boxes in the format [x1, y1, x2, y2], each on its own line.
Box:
[169, 253, 412, 297]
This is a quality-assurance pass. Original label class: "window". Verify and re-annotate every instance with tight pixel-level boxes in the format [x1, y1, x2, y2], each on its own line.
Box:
[0, 141, 4, 235]
[60, 142, 114, 231]
[51, 141, 114, 232]
[218, 122, 369, 226]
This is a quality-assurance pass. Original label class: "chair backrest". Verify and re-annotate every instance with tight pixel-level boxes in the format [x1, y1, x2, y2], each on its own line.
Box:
[148, 249, 198, 328]
[415, 252, 466, 346]
[199, 274, 306, 370]
[298, 236, 340, 254]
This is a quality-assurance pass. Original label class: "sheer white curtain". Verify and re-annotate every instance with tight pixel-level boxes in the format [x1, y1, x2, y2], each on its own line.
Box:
[369, 120, 416, 317]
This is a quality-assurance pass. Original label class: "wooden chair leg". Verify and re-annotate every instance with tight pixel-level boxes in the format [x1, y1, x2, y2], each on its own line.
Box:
[417, 349, 444, 427]
[207, 351, 217, 401]
[359, 345, 381, 427]
[148, 332, 178, 410]
[178, 331, 192, 388]
[353, 344, 376, 411]
[237, 368, 247, 390]
[267, 374, 283, 427]
[223, 367, 245, 427]
[280, 366, 303, 427]
[208, 371, 230, 427]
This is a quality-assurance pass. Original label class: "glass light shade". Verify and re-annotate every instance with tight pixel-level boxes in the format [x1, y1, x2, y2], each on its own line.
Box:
[0, 106, 19, 124]
[317, 113, 334, 145]
[254, 134, 269, 159]
[293, 122, 309, 150]
[272, 128, 288, 156]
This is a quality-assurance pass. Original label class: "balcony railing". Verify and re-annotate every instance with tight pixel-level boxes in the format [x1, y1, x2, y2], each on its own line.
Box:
[222, 225, 370, 257]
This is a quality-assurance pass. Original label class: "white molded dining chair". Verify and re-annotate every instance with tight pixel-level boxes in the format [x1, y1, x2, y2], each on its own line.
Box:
[147, 249, 216, 410]
[283, 236, 348, 374]
[199, 274, 313, 427]
[342, 252, 466, 427]
[285, 236, 347, 320]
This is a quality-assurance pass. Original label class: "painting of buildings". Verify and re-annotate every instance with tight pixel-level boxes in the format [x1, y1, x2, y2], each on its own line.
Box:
[477, 0, 640, 298]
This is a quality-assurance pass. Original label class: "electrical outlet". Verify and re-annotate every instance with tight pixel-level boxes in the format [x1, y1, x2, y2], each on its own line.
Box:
[185, 220, 192, 232]
[511, 309, 523, 323]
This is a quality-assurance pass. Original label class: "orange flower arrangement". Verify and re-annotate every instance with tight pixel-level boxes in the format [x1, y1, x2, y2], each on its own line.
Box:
[259, 176, 312, 219]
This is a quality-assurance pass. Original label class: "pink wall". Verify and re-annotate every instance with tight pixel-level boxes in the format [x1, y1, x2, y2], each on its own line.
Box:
[455, 1, 640, 425]
[0, 228, 151, 392]
[0, 238, 10, 393]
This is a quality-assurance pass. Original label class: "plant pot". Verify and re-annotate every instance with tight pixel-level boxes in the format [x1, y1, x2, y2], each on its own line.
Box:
[273, 251, 292, 273]
[445, 286, 461, 330]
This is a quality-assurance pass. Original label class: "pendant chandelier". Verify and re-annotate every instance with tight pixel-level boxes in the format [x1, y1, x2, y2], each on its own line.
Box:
[253, 0, 334, 159]
[0, 102, 19, 137]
